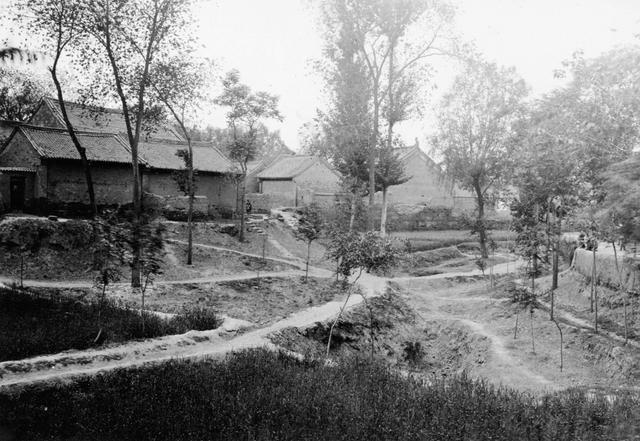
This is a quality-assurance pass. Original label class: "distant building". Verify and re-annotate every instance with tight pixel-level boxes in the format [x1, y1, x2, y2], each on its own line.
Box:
[382, 143, 475, 212]
[0, 98, 237, 214]
[250, 154, 341, 209]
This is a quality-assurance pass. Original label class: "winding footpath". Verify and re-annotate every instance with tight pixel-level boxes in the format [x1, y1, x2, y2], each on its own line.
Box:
[0, 242, 523, 390]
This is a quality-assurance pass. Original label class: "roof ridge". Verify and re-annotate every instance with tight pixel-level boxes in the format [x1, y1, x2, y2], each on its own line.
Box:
[20, 124, 120, 138]
[45, 96, 123, 115]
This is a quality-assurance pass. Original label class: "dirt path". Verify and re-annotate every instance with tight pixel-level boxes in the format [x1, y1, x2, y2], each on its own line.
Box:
[0, 245, 511, 389]
[397, 274, 640, 393]
[0, 269, 382, 389]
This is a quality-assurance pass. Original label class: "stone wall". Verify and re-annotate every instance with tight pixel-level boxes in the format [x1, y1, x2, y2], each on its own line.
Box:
[245, 192, 295, 213]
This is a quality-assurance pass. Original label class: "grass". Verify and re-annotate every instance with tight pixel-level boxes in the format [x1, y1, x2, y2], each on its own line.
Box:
[0, 288, 220, 362]
[0, 348, 638, 440]
[147, 276, 342, 326]
[392, 229, 515, 252]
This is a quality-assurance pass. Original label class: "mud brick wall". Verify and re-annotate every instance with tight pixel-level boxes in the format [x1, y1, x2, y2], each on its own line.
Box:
[573, 248, 640, 289]
[46, 161, 133, 205]
[246, 192, 295, 212]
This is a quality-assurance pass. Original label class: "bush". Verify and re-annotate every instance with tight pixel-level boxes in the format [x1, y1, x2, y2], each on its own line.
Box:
[0, 348, 638, 440]
[0, 288, 219, 362]
[171, 306, 222, 331]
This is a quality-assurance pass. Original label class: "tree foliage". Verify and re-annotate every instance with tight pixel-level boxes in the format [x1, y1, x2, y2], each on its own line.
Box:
[0, 65, 50, 122]
[435, 57, 528, 257]
[215, 69, 281, 242]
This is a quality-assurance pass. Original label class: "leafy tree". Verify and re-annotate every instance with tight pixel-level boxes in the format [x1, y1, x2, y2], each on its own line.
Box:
[24, 0, 100, 217]
[435, 58, 528, 258]
[151, 56, 213, 265]
[215, 70, 282, 242]
[325, 231, 400, 358]
[553, 47, 640, 198]
[0, 65, 50, 122]
[71, 0, 194, 286]
[137, 220, 165, 334]
[92, 213, 127, 342]
[317, 0, 453, 229]
[294, 203, 324, 282]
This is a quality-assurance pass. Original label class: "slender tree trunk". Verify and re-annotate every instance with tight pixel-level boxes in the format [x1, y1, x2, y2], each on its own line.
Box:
[612, 241, 627, 343]
[20, 253, 24, 288]
[326, 270, 362, 358]
[239, 174, 247, 242]
[187, 138, 194, 265]
[51, 71, 97, 218]
[514, 308, 519, 340]
[530, 306, 536, 354]
[592, 246, 598, 333]
[367, 78, 380, 231]
[590, 246, 596, 313]
[380, 186, 388, 236]
[305, 241, 311, 282]
[473, 180, 488, 258]
[349, 190, 358, 232]
[360, 291, 375, 360]
[551, 316, 563, 372]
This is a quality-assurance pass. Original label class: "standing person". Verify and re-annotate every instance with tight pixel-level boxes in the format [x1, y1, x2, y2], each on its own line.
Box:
[245, 199, 252, 215]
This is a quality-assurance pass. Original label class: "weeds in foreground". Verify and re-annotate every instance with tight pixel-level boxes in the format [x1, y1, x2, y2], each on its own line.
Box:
[0, 348, 638, 441]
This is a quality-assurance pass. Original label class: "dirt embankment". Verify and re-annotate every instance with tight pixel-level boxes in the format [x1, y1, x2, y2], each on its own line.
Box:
[270, 284, 491, 378]
[0, 217, 96, 280]
[271, 274, 640, 394]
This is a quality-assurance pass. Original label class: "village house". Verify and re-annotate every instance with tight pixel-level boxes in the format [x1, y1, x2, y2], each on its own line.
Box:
[248, 154, 341, 210]
[0, 98, 236, 214]
[383, 142, 475, 212]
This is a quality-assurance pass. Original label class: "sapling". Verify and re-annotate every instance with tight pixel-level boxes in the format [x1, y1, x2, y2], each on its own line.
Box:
[294, 204, 324, 282]
[325, 232, 400, 359]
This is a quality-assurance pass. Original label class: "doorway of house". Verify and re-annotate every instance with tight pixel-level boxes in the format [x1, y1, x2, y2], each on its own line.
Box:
[9, 176, 25, 211]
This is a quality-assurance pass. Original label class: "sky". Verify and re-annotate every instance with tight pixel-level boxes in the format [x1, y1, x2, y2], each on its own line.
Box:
[2, 0, 640, 150]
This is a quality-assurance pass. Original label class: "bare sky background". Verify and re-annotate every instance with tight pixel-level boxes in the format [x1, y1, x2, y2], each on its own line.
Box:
[2, 0, 640, 150]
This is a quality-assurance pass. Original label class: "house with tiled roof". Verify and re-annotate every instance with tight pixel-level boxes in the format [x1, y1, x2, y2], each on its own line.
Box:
[28, 97, 184, 141]
[252, 154, 341, 208]
[382, 142, 475, 211]
[0, 98, 237, 213]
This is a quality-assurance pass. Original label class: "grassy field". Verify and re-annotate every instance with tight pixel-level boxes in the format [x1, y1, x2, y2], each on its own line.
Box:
[1, 349, 638, 441]
[391, 229, 515, 251]
[0, 288, 220, 362]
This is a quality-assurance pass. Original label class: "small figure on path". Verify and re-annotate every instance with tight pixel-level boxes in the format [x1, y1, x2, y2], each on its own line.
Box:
[246, 200, 252, 215]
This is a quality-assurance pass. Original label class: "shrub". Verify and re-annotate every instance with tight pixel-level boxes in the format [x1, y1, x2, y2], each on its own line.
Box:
[171, 306, 222, 331]
[0, 289, 219, 362]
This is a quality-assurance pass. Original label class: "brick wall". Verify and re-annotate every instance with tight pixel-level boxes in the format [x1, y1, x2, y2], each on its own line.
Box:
[144, 172, 236, 210]
[294, 161, 340, 193]
[46, 160, 133, 205]
[0, 131, 43, 207]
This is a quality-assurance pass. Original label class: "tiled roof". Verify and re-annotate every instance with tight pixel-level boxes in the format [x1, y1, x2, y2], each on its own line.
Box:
[138, 139, 233, 174]
[20, 125, 133, 164]
[256, 155, 320, 179]
[0, 166, 37, 173]
[43, 97, 184, 142]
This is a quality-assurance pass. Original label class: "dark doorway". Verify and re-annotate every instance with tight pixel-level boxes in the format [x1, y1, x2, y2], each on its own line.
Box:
[9, 176, 25, 211]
